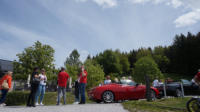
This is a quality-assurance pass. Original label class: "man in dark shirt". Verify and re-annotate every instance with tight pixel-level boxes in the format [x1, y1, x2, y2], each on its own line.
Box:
[27, 67, 40, 107]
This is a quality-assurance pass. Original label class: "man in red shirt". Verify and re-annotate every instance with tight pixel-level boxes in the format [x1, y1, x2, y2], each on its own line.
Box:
[57, 67, 70, 105]
[79, 66, 87, 104]
[194, 69, 200, 86]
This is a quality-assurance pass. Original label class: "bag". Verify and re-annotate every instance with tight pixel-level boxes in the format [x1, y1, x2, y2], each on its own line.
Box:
[31, 77, 40, 84]
[2, 80, 9, 89]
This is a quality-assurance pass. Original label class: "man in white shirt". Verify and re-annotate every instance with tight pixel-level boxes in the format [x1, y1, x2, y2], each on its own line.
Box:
[104, 75, 112, 85]
[153, 78, 159, 87]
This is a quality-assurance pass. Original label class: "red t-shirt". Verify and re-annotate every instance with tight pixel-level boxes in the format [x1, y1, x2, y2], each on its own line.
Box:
[58, 71, 70, 88]
[0, 75, 12, 90]
[196, 72, 200, 81]
[79, 70, 88, 84]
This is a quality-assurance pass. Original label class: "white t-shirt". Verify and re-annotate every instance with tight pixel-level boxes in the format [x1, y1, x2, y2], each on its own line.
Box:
[39, 74, 47, 85]
[104, 79, 112, 85]
[153, 79, 159, 87]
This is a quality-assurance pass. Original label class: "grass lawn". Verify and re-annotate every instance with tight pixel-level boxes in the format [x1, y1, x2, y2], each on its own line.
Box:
[122, 97, 191, 112]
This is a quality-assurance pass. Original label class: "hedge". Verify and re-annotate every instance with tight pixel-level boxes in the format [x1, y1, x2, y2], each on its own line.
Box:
[4, 91, 92, 106]
[5, 91, 74, 106]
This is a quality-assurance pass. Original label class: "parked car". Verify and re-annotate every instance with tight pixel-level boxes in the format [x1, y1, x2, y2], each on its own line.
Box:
[156, 79, 200, 97]
[88, 79, 160, 103]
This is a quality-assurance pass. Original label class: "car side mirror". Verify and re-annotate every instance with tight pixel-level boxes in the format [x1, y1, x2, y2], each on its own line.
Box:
[136, 83, 139, 87]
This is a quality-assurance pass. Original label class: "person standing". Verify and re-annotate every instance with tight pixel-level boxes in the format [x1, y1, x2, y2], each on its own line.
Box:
[104, 75, 112, 85]
[35, 69, 47, 106]
[27, 67, 40, 107]
[57, 67, 70, 105]
[79, 66, 87, 104]
[0, 71, 13, 106]
[194, 69, 200, 86]
[73, 74, 80, 104]
[153, 77, 160, 88]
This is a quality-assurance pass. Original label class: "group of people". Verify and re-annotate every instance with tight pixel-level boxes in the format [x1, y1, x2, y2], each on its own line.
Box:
[101, 75, 135, 86]
[0, 65, 88, 107]
[26, 68, 47, 107]
[27, 66, 88, 107]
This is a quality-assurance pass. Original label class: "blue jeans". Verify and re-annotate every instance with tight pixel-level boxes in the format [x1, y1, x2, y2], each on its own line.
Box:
[79, 83, 86, 103]
[35, 85, 46, 103]
[0, 89, 8, 104]
[57, 86, 66, 105]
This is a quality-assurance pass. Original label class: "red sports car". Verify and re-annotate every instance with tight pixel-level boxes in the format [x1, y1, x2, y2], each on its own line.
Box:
[88, 79, 160, 103]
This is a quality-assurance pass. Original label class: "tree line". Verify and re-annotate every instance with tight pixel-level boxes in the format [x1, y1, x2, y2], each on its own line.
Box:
[13, 32, 200, 88]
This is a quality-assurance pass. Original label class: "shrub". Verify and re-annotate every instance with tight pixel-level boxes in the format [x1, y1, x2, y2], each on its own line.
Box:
[134, 56, 163, 83]
[5, 91, 74, 106]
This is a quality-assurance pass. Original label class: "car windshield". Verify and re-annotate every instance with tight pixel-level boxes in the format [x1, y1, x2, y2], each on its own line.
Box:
[181, 79, 192, 85]
[120, 79, 136, 86]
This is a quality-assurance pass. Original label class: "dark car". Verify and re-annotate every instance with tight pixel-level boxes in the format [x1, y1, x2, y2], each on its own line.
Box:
[157, 79, 200, 97]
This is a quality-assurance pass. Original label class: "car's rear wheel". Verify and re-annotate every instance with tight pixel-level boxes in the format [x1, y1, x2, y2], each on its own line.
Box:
[102, 91, 114, 103]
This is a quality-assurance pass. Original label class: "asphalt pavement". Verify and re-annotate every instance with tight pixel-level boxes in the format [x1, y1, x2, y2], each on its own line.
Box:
[0, 103, 129, 112]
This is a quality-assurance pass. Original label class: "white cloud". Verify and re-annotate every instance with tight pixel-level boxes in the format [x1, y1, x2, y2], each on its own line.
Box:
[174, 9, 200, 27]
[128, 0, 200, 27]
[93, 0, 117, 8]
[128, 0, 164, 4]
[166, 0, 183, 8]
[75, 0, 117, 8]
[128, 0, 150, 4]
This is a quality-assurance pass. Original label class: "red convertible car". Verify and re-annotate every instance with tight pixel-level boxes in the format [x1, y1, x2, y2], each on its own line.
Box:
[88, 79, 160, 103]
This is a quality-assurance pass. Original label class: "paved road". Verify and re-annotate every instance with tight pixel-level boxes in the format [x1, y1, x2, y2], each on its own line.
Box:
[0, 104, 129, 112]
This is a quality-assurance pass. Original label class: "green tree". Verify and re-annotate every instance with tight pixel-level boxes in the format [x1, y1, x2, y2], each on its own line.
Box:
[152, 46, 170, 73]
[65, 49, 81, 66]
[65, 49, 82, 81]
[95, 49, 122, 75]
[136, 48, 152, 60]
[84, 59, 105, 89]
[13, 41, 55, 80]
[119, 54, 130, 75]
[166, 32, 200, 76]
[134, 56, 163, 83]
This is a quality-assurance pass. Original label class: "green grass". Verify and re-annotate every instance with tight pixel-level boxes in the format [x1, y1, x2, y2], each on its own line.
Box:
[5, 91, 93, 106]
[122, 97, 191, 112]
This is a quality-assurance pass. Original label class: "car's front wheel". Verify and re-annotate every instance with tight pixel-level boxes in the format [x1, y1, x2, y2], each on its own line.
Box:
[102, 91, 114, 103]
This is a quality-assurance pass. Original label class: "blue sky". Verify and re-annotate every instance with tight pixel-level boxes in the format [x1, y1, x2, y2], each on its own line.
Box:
[0, 0, 200, 67]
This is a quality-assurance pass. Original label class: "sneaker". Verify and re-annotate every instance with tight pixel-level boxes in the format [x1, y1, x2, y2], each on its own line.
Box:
[35, 102, 39, 106]
[73, 102, 79, 104]
[40, 103, 44, 106]
[79, 102, 85, 104]
[0, 103, 6, 106]
[2, 103, 6, 106]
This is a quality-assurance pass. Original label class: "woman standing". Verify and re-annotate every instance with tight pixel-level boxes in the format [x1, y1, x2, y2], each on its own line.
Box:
[35, 69, 47, 106]
[0, 71, 13, 106]
[27, 67, 40, 107]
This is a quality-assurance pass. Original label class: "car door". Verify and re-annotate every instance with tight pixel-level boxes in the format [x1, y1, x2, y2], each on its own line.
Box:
[126, 85, 146, 100]
[115, 84, 129, 100]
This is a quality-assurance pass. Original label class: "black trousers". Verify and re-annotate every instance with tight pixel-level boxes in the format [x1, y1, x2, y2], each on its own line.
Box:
[27, 83, 39, 106]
